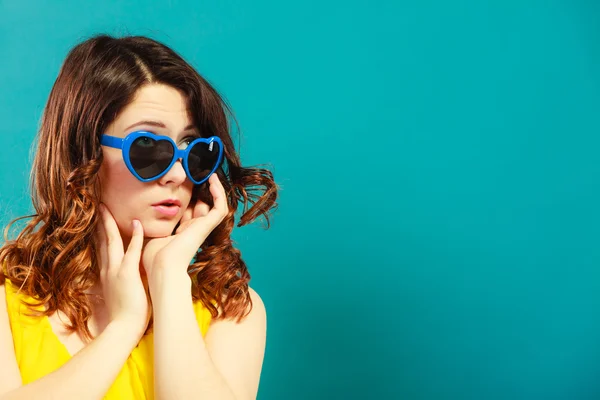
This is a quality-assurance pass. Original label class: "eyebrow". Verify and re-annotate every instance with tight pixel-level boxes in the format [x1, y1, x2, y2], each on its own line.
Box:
[124, 120, 196, 133]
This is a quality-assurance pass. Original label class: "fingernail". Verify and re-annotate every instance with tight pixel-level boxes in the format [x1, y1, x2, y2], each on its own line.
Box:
[133, 220, 139, 229]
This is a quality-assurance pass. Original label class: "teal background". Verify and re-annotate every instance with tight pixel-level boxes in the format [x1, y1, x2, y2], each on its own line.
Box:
[1, 1, 599, 399]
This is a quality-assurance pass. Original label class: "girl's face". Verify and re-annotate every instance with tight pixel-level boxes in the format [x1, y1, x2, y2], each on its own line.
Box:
[98, 83, 197, 239]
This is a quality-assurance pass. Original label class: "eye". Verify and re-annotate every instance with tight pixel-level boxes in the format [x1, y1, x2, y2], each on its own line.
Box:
[178, 135, 200, 150]
[137, 137, 154, 148]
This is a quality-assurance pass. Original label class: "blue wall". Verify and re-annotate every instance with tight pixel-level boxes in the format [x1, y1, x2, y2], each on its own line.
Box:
[1, 1, 599, 399]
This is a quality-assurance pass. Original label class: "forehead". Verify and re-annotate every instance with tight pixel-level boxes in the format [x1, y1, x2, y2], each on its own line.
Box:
[109, 84, 194, 136]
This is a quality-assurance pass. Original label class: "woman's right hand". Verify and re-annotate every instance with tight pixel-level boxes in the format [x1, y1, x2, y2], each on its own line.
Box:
[96, 203, 151, 338]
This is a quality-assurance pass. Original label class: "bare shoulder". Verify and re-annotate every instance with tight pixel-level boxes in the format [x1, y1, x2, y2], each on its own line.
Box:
[207, 286, 267, 332]
[247, 287, 266, 319]
[213, 286, 266, 324]
[0, 283, 23, 394]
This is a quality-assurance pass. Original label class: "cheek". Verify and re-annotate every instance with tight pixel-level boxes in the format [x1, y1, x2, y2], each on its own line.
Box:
[100, 161, 139, 198]
[98, 160, 143, 230]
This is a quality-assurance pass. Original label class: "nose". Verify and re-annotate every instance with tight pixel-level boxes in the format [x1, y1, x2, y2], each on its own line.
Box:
[158, 158, 188, 186]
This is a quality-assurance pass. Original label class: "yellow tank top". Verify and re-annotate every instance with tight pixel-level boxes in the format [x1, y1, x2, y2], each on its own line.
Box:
[3, 278, 212, 399]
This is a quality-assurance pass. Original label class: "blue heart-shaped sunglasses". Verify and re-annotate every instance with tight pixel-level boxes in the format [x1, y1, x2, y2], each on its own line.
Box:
[100, 131, 224, 185]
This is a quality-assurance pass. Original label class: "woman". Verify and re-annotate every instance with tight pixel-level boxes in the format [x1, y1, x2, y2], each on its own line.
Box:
[0, 34, 278, 399]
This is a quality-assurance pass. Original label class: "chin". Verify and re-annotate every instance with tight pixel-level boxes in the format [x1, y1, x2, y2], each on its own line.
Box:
[141, 220, 180, 238]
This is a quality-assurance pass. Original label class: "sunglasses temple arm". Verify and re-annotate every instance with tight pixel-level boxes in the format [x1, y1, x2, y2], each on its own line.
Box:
[99, 134, 124, 149]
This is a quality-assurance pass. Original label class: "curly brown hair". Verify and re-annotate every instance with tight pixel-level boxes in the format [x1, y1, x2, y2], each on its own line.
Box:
[0, 34, 278, 341]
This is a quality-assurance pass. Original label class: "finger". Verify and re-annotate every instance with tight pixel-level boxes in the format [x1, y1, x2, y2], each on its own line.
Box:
[180, 175, 226, 237]
[121, 219, 144, 273]
[95, 214, 108, 273]
[193, 199, 210, 218]
[96, 208, 107, 244]
[178, 210, 224, 249]
[175, 198, 209, 234]
[180, 202, 194, 225]
[207, 173, 228, 223]
[99, 204, 125, 270]
[174, 203, 195, 235]
[168, 175, 227, 256]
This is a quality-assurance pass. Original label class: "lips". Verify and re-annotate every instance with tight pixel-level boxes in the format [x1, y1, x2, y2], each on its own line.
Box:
[152, 198, 182, 207]
[151, 198, 182, 217]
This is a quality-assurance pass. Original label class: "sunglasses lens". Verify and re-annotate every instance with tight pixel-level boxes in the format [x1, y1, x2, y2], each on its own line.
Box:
[188, 140, 221, 182]
[129, 137, 174, 179]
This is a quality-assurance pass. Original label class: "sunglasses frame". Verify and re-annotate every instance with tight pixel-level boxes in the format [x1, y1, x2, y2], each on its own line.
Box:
[100, 130, 224, 185]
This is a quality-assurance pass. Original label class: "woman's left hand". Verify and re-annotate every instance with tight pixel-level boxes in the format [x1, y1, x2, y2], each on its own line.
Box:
[141, 173, 228, 285]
